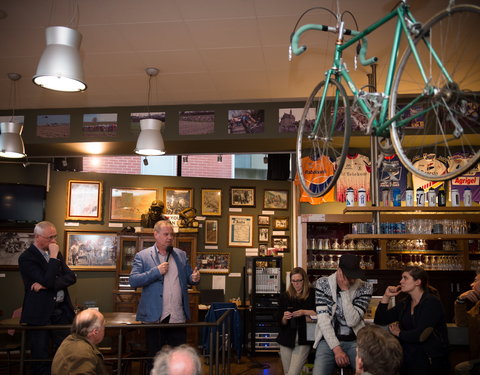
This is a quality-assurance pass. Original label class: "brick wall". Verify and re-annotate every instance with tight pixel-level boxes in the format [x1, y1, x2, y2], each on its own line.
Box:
[182, 155, 233, 178]
[83, 155, 233, 178]
[83, 156, 142, 174]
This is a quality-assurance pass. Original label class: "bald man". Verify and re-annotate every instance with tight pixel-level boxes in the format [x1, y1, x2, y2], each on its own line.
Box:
[151, 345, 201, 375]
[52, 309, 108, 375]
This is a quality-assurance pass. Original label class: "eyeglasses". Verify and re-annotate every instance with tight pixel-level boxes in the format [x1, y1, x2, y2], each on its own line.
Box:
[41, 234, 57, 240]
[291, 279, 303, 283]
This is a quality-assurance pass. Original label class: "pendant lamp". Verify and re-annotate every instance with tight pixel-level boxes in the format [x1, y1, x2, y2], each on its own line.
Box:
[0, 73, 26, 159]
[135, 67, 166, 156]
[33, 26, 87, 92]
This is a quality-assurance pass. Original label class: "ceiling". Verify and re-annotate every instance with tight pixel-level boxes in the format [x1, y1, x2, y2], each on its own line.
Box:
[0, 0, 465, 112]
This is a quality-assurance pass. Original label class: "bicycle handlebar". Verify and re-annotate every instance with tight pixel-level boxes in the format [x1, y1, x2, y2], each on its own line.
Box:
[291, 23, 378, 67]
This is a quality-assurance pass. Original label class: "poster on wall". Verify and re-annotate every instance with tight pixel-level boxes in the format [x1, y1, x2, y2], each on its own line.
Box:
[66, 180, 103, 221]
[110, 187, 157, 222]
[228, 215, 253, 247]
[278, 108, 310, 133]
[179, 110, 215, 135]
[83, 113, 118, 137]
[227, 109, 264, 134]
[130, 111, 166, 133]
[37, 114, 70, 138]
[0, 230, 34, 269]
[65, 231, 117, 271]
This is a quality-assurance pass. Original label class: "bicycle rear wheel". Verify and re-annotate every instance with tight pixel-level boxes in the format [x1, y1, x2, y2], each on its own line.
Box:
[390, 5, 480, 181]
[296, 78, 351, 197]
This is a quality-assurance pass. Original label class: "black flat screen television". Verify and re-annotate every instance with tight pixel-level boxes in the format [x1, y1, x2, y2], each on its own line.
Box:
[0, 183, 46, 224]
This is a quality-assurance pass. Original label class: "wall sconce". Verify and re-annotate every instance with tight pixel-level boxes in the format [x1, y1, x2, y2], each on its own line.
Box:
[143, 157, 149, 166]
[135, 67, 166, 156]
[182, 155, 189, 163]
[217, 155, 223, 163]
[0, 73, 26, 159]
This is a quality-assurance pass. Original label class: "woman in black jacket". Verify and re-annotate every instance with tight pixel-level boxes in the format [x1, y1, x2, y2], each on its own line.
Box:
[277, 267, 316, 375]
[374, 266, 450, 375]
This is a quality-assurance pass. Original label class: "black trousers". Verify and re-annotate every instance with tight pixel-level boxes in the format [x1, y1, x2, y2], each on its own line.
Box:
[145, 316, 187, 370]
[28, 306, 71, 375]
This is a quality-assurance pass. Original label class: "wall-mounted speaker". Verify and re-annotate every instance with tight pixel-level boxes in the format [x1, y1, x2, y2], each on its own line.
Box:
[267, 154, 290, 180]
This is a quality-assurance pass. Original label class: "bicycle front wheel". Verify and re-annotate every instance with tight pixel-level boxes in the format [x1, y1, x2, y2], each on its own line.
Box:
[296, 78, 351, 197]
[390, 5, 480, 181]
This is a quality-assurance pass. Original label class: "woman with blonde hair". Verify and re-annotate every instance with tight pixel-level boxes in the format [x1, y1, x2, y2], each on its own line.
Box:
[276, 267, 316, 375]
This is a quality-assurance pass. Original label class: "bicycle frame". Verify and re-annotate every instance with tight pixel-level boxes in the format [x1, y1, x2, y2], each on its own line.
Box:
[291, 2, 451, 137]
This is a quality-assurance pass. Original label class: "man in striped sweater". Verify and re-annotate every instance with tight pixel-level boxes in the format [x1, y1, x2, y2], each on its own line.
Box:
[312, 254, 373, 375]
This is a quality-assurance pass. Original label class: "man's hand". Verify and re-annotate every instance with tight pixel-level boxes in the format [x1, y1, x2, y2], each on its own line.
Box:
[31, 282, 46, 292]
[48, 243, 59, 259]
[333, 345, 350, 367]
[191, 267, 200, 282]
[459, 289, 480, 304]
[157, 261, 169, 275]
[337, 268, 350, 291]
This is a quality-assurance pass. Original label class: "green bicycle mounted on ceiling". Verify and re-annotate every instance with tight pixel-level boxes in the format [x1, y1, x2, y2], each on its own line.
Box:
[291, 0, 480, 197]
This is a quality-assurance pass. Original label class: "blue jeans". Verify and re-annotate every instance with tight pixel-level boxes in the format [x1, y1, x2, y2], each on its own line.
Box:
[313, 339, 356, 375]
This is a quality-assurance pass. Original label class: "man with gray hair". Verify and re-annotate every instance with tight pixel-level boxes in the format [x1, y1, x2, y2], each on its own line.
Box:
[52, 309, 107, 375]
[151, 344, 202, 375]
[19, 220, 76, 375]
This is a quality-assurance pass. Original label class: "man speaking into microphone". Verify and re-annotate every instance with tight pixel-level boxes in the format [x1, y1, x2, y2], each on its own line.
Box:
[130, 220, 200, 365]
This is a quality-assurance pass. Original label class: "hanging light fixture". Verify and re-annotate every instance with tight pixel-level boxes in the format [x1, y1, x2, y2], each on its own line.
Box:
[32, 1, 86, 92]
[135, 67, 166, 156]
[0, 73, 26, 159]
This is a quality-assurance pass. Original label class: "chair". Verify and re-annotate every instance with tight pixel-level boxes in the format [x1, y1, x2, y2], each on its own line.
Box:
[201, 302, 242, 363]
[0, 308, 22, 375]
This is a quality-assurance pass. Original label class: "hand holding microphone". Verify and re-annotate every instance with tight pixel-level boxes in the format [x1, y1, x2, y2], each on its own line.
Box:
[158, 246, 173, 275]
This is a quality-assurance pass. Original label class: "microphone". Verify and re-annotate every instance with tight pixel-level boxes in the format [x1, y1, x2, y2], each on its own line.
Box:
[165, 246, 173, 262]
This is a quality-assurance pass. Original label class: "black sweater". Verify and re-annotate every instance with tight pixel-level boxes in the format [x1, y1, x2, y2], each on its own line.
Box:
[276, 287, 315, 348]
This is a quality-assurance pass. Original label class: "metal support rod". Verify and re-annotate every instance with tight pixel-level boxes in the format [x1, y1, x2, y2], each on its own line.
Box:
[367, 64, 381, 235]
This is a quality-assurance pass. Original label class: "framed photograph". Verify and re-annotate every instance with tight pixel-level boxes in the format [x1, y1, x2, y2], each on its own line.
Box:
[228, 215, 253, 247]
[273, 217, 289, 230]
[66, 180, 103, 221]
[164, 188, 193, 215]
[110, 187, 157, 222]
[196, 252, 230, 274]
[201, 188, 222, 216]
[258, 227, 269, 243]
[230, 187, 255, 208]
[204, 219, 219, 245]
[258, 244, 269, 256]
[0, 230, 34, 269]
[257, 215, 270, 226]
[263, 189, 289, 210]
[272, 236, 289, 252]
[65, 231, 118, 271]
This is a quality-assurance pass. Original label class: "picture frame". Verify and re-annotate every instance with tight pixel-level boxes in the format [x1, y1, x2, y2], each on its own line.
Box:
[164, 187, 193, 215]
[196, 252, 230, 274]
[65, 231, 118, 271]
[257, 215, 270, 226]
[273, 217, 289, 230]
[258, 227, 269, 243]
[201, 188, 222, 216]
[263, 189, 289, 210]
[110, 187, 157, 222]
[204, 219, 219, 245]
[272, 236, 289, 252]
[0, 230, 34, 269]
[258, 244, 269, 256]
[228, 215, 253, 247]
[66, 180, 103, 221]
[230, 187, 255, 208]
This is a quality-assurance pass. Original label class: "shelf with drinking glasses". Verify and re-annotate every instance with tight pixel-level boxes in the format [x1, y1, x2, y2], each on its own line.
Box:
[343, 205, 480, 270]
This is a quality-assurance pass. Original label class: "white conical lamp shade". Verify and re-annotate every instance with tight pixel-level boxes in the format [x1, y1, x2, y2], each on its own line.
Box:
[0, 122, 26, 158]
[135, 118, 165, 156]
[33, 26, 87, 92]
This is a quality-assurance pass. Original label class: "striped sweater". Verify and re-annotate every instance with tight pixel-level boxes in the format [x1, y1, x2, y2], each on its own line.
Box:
[313, 272, 373, 349]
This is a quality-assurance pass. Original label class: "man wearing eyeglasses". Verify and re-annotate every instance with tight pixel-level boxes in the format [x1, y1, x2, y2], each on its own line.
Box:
[19, 221, 77, 375]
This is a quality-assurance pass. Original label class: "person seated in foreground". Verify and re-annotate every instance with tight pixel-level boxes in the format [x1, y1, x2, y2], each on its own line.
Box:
[151, 344, 202, 375]
[355, 325, 403, 375]
[51, 309, 107, 375]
